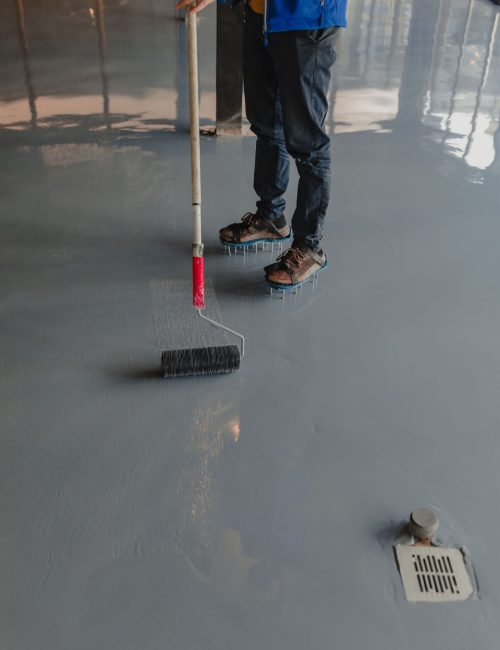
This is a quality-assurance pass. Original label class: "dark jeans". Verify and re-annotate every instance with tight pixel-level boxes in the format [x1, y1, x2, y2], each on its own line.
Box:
[243, 7, 338, 252]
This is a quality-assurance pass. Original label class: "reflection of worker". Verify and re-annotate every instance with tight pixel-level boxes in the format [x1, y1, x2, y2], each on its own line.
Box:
[176, 0, 348, 289]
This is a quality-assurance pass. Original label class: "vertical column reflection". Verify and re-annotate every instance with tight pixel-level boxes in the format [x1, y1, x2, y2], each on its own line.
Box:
[443, 0, 475, 140]
[463, 11, 499, 162]
[94, 0, 111, 130]
[385, 0, 403, 89]
[14, 0, 37, 129]
[433, 0, 499, 172]
[396, 0, 443, 126]
[175, 10, 188, 129]
[330, 0, 414, 135]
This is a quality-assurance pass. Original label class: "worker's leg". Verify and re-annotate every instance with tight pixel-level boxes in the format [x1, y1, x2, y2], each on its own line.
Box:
[268, 28, 338, 252]
[243, 6, 290, 221]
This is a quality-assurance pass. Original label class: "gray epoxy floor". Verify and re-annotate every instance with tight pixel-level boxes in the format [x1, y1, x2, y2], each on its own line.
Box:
[1, 1, 500, 648]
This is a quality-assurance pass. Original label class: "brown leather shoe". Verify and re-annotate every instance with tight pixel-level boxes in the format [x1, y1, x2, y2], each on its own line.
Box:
[219, 212, 291, 247]
[264, 245, 327, 287]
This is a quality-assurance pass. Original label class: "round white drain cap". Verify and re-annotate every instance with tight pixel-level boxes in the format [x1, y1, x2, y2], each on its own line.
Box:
[409, 508, 439, 539]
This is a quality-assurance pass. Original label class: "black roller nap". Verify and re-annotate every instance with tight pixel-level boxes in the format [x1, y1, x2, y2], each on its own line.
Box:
[161, 345, 240, 378]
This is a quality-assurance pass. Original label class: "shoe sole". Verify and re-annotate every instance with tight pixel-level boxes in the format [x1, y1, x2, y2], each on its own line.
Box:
[265, 259, 328, 291]
[220, 234, 292, 250]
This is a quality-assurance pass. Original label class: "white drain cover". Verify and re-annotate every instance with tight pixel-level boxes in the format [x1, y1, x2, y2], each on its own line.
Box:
[395, 544, 473, 603]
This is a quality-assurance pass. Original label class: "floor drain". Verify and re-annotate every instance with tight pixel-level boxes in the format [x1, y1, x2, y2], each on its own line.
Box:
[395, 544, 474, 603]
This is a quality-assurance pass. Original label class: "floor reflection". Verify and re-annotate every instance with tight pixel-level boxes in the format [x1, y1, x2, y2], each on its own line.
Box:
[14, 0, 37, 128]
[333, 0, 500, 177]
[179, 393, 241, 569]
[1, 0, 215, 135]
[92, 0, 111, 130]
[1, 0, 499, 175]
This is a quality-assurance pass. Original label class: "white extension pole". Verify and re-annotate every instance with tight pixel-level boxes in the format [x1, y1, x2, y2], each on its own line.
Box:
[188, 11, 202, 253]
[187, 9, 245, 356]
[187, 9, 206, 309]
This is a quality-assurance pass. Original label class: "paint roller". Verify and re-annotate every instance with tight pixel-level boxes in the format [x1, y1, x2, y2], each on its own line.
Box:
[161, 10, 244, 378]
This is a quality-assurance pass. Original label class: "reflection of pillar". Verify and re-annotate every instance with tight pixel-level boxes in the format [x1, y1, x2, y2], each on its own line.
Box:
[443, 0, 475, 139]
[356, 0, 375, 82]
[14, 0, 37, 128]
[175, 11, 188, 128]
[94, 0, 111, 129]
[426, 0, 450, 119]
[216, 1, 244, 134]
[396, 0, 443, 126]
[343, 0, 365, 79]
[363, 0, 378, 84]
[385, 0, 402, 89]
[464, 12, 499, 159]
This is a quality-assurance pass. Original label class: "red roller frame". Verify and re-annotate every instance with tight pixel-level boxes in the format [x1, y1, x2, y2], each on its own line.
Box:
[192, 256, 205, 309]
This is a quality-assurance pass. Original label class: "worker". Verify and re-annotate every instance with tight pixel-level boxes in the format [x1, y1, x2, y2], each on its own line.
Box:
[176, 0, 347, 289]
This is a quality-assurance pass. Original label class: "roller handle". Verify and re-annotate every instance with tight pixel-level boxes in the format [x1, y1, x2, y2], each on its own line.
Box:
[187, 10, 205, 309]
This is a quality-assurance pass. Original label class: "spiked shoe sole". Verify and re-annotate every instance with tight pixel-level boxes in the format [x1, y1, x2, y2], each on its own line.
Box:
[220, 233, 292, 249]
[265, 258, 328, 291]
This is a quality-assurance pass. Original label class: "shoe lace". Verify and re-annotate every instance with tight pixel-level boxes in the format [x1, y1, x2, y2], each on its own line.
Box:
[240, 212, 261, 228]
[277, 247, 308, 267]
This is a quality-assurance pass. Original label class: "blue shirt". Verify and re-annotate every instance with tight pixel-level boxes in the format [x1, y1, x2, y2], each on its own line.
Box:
[266, 0, 347, 33]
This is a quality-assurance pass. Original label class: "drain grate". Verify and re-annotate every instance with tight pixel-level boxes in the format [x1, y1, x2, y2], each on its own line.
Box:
[395, 544, 473, 602]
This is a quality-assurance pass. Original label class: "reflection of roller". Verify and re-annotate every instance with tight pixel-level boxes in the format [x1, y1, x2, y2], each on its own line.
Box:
[15, 0, 37, 128]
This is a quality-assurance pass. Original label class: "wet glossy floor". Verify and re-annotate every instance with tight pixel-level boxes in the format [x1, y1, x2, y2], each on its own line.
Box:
[1, 1, 500, 648]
